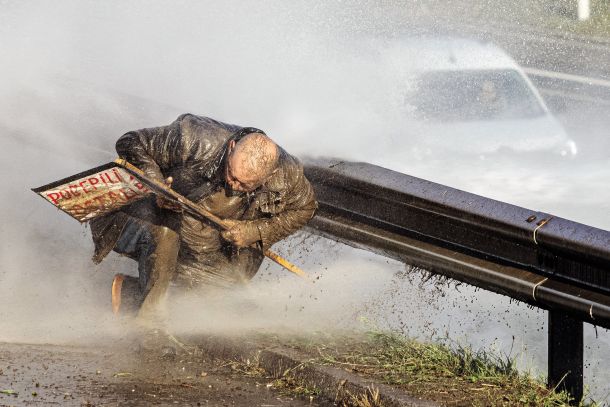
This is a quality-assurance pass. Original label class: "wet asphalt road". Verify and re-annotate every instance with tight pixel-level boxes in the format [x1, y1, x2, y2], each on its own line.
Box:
[0, 342, 325, 407]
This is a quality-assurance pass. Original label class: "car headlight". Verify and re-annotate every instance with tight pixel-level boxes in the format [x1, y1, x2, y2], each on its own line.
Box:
[559, 139, 578, 157]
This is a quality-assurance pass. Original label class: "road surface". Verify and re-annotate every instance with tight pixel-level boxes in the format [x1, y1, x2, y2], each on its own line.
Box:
[0, 341, 327, 407]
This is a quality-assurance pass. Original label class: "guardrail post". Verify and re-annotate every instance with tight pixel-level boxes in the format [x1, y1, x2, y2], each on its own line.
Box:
[548, 310, 583, 404]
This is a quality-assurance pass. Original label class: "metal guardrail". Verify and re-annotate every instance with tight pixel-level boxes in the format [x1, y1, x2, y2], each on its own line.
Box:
[303, 158, 610, 402]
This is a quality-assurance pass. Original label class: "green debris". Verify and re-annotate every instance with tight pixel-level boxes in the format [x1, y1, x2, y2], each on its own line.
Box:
[113, 372, 133, 378]
[1, 389, 18, 395]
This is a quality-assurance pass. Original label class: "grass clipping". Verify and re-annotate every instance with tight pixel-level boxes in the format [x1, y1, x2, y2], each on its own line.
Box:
[275, 330, 590, 407]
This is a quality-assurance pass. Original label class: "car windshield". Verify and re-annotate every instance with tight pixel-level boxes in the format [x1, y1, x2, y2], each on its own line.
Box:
[411, 69, 546, 122]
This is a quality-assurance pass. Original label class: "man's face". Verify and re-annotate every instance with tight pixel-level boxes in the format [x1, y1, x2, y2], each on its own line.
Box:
[225, 141, 264, 192]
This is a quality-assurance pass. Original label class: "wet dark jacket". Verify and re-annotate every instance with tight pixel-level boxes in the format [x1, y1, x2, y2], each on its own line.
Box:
[90, 114, 317, 268]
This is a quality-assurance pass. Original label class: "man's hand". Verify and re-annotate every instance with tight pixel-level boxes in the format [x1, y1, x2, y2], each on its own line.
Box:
[221, 219, 261, 248]
[156, 177, 182, 212]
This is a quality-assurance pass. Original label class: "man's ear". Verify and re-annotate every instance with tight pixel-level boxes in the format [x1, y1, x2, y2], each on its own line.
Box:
[228, 139, 236, 152]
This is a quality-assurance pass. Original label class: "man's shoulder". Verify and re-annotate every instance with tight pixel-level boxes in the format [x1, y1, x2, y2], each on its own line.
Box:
[278, 148, 302, 170]
[263, 148, 305, 192]
[174, 113, 208, 126]
[174, 113, 241, 134]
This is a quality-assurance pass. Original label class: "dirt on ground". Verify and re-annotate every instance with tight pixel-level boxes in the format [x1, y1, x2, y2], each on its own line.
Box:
[0, 341, 331, 407]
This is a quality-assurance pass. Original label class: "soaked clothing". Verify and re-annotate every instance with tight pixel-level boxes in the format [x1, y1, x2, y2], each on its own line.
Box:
[90, 114, 317, 290]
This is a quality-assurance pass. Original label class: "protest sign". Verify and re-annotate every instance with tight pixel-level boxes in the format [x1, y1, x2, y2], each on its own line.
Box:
[32, 162, 151, 222]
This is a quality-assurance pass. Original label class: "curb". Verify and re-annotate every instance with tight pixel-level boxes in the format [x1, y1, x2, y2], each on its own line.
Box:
[189, 335, 439, 407]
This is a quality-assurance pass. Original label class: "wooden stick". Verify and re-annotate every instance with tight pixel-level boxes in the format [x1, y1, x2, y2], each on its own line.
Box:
[114, 158, 308, 279]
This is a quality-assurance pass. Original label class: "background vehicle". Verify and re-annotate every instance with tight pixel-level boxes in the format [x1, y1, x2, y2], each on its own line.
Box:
[383, 37, 578, 158]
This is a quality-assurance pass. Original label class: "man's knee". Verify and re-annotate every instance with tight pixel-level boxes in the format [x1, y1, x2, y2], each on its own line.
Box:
[151, 225, 179, 245]
[148, 225, 180, 284]
[232, 248, 265, 283]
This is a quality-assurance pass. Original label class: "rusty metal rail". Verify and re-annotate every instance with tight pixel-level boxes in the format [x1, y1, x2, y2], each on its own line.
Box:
[303, 158, 610, 402]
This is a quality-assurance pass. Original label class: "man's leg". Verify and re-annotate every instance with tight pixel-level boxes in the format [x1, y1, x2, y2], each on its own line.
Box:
[113, 220, 180, 357]
[112, 197, 181, 323]
[136, 225, 180, 324]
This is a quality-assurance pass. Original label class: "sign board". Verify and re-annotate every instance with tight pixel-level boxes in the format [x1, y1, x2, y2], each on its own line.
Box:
[32, 162, 152, 222]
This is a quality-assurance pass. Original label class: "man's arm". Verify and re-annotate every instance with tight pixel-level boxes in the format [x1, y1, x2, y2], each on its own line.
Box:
[253, 163, 318, 250]
[115, 118, 183, 182]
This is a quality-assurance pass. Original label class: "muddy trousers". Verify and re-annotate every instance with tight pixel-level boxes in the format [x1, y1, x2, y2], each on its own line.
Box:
[114, 217, 180, 325]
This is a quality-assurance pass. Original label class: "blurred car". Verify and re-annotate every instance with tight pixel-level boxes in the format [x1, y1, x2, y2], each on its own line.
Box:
[383, 37, 577, 158]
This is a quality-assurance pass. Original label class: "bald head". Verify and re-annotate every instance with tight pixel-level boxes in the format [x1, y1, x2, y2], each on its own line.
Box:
[226, 132, 279, 192]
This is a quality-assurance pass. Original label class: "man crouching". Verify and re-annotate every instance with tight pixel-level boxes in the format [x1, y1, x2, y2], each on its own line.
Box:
[89, 114, 317, 355]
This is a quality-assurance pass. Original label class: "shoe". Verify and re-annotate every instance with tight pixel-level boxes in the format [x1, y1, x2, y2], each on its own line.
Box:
[111, 274, 125, 315]
[111, 274, 141, 316]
